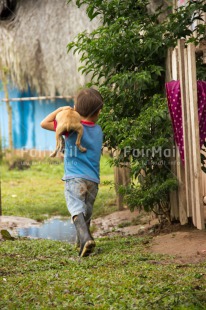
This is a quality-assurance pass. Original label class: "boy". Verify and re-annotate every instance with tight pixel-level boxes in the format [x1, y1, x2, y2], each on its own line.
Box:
[41, 88, 103, 257]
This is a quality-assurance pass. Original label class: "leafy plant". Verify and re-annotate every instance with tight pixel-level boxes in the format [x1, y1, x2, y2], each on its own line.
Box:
[67, 0, 206, 220]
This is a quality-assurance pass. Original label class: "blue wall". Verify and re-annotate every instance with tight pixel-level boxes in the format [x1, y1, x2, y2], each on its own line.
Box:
[0, 83, 73, 150]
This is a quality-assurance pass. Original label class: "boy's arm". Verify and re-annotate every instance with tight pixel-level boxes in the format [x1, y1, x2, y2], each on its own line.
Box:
[40, 106, 72, 131]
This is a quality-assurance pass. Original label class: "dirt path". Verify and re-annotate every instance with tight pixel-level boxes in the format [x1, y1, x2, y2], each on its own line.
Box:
[92, 209, 206, 263]
[151, 229, 206, 263]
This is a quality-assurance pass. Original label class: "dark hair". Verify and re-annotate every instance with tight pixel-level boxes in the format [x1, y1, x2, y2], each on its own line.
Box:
[75, 88, 103, 117]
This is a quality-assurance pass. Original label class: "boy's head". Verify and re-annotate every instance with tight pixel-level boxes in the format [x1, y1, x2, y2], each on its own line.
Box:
[75, 88, 103, 118]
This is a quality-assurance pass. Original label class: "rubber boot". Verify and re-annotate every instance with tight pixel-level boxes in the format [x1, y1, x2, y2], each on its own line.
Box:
[75, 220, 92, 250]
[75, 231, 80, 250]
[73, 213, 95, 257]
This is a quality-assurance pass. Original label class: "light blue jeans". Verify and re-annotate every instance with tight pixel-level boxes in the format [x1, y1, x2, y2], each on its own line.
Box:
[64, 178, 98, 223]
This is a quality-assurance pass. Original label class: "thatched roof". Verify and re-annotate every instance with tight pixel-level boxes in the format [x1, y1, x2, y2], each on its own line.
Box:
[0, 0, 100, 96]
[0, 0, 169, 96]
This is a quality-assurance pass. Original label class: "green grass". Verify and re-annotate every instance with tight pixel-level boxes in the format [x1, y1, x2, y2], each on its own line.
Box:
[1, 155, 117, 221]
[0, 236, 206, 309]
[1, 156, 206, 309]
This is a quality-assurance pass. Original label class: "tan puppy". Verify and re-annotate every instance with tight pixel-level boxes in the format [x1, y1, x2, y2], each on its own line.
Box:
[50, 108, 87, 157]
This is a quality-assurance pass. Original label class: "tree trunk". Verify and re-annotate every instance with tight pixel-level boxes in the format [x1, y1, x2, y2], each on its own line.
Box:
[1, 67, 13, 151]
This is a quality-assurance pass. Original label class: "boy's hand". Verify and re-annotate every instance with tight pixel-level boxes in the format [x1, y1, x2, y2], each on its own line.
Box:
[41, 106, 72, 131]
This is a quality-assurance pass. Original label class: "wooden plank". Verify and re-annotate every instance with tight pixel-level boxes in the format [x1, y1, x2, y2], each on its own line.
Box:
[187, 43, 205, 229]
[177, 39, 191, 223]
[201, 169, 206, 197]
[113, 149, 131, 211]
[176, 149, 188, 224]
[201, 169, 206, 225]
[170, 145, 179, 220]
[114, 165, 131, 211]
[172, 47, 179, 80]
[0, 68, 13, 151]
[183, 47, 193, 218]
[173, 0, 178, 11]
[166, 48, 173, 82]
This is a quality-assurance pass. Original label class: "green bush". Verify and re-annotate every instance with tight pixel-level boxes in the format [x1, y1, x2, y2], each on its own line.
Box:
[68, 0, 206, 220]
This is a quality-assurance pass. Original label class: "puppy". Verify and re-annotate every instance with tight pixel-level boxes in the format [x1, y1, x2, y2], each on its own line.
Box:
[50, 108, 87, 157]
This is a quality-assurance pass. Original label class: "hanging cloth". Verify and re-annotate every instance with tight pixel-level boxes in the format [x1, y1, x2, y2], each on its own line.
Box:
[166, 80, 206, 163]
[197, 81, 206, 148]
[166, 81, 184, 161]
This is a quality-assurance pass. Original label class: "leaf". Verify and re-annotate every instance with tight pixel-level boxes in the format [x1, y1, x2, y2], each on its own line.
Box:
[201, 166, 206, 174]
[1, 230, 15, 240]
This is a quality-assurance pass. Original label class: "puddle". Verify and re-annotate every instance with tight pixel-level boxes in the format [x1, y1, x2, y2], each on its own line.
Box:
[17, 218, 76, 243]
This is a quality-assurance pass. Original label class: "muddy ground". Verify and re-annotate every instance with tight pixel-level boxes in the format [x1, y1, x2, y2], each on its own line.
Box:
[93, 209, 206, 263]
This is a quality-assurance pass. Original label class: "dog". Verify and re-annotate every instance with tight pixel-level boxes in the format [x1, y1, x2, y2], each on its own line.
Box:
[50, 108, 87, 157]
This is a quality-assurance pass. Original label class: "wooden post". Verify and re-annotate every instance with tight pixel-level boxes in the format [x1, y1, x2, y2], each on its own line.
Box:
[0, 66, 13, 151]
[113, 149, 131, 211]
[187, 43, 204, 229]
[183, 47, 193, 218]
[171, 47, 179, 80]
[176, 150, 188, 224]
[114, 165, 130, 211]
[177, 39, 190, 223]
[170, 150, 179, 220]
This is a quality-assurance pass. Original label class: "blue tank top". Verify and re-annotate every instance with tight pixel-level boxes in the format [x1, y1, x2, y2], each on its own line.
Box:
[62, 121, 103, 184]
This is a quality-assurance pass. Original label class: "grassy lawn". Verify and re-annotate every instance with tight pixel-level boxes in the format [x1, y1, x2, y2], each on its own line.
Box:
[0, 236, 206, 309]
[2, 158, 204, 310]
[1, 155, 206, 309]
[1, 155, 117, 221]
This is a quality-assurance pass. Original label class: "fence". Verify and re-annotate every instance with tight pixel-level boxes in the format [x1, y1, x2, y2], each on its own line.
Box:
[166, 39, 206, 229]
